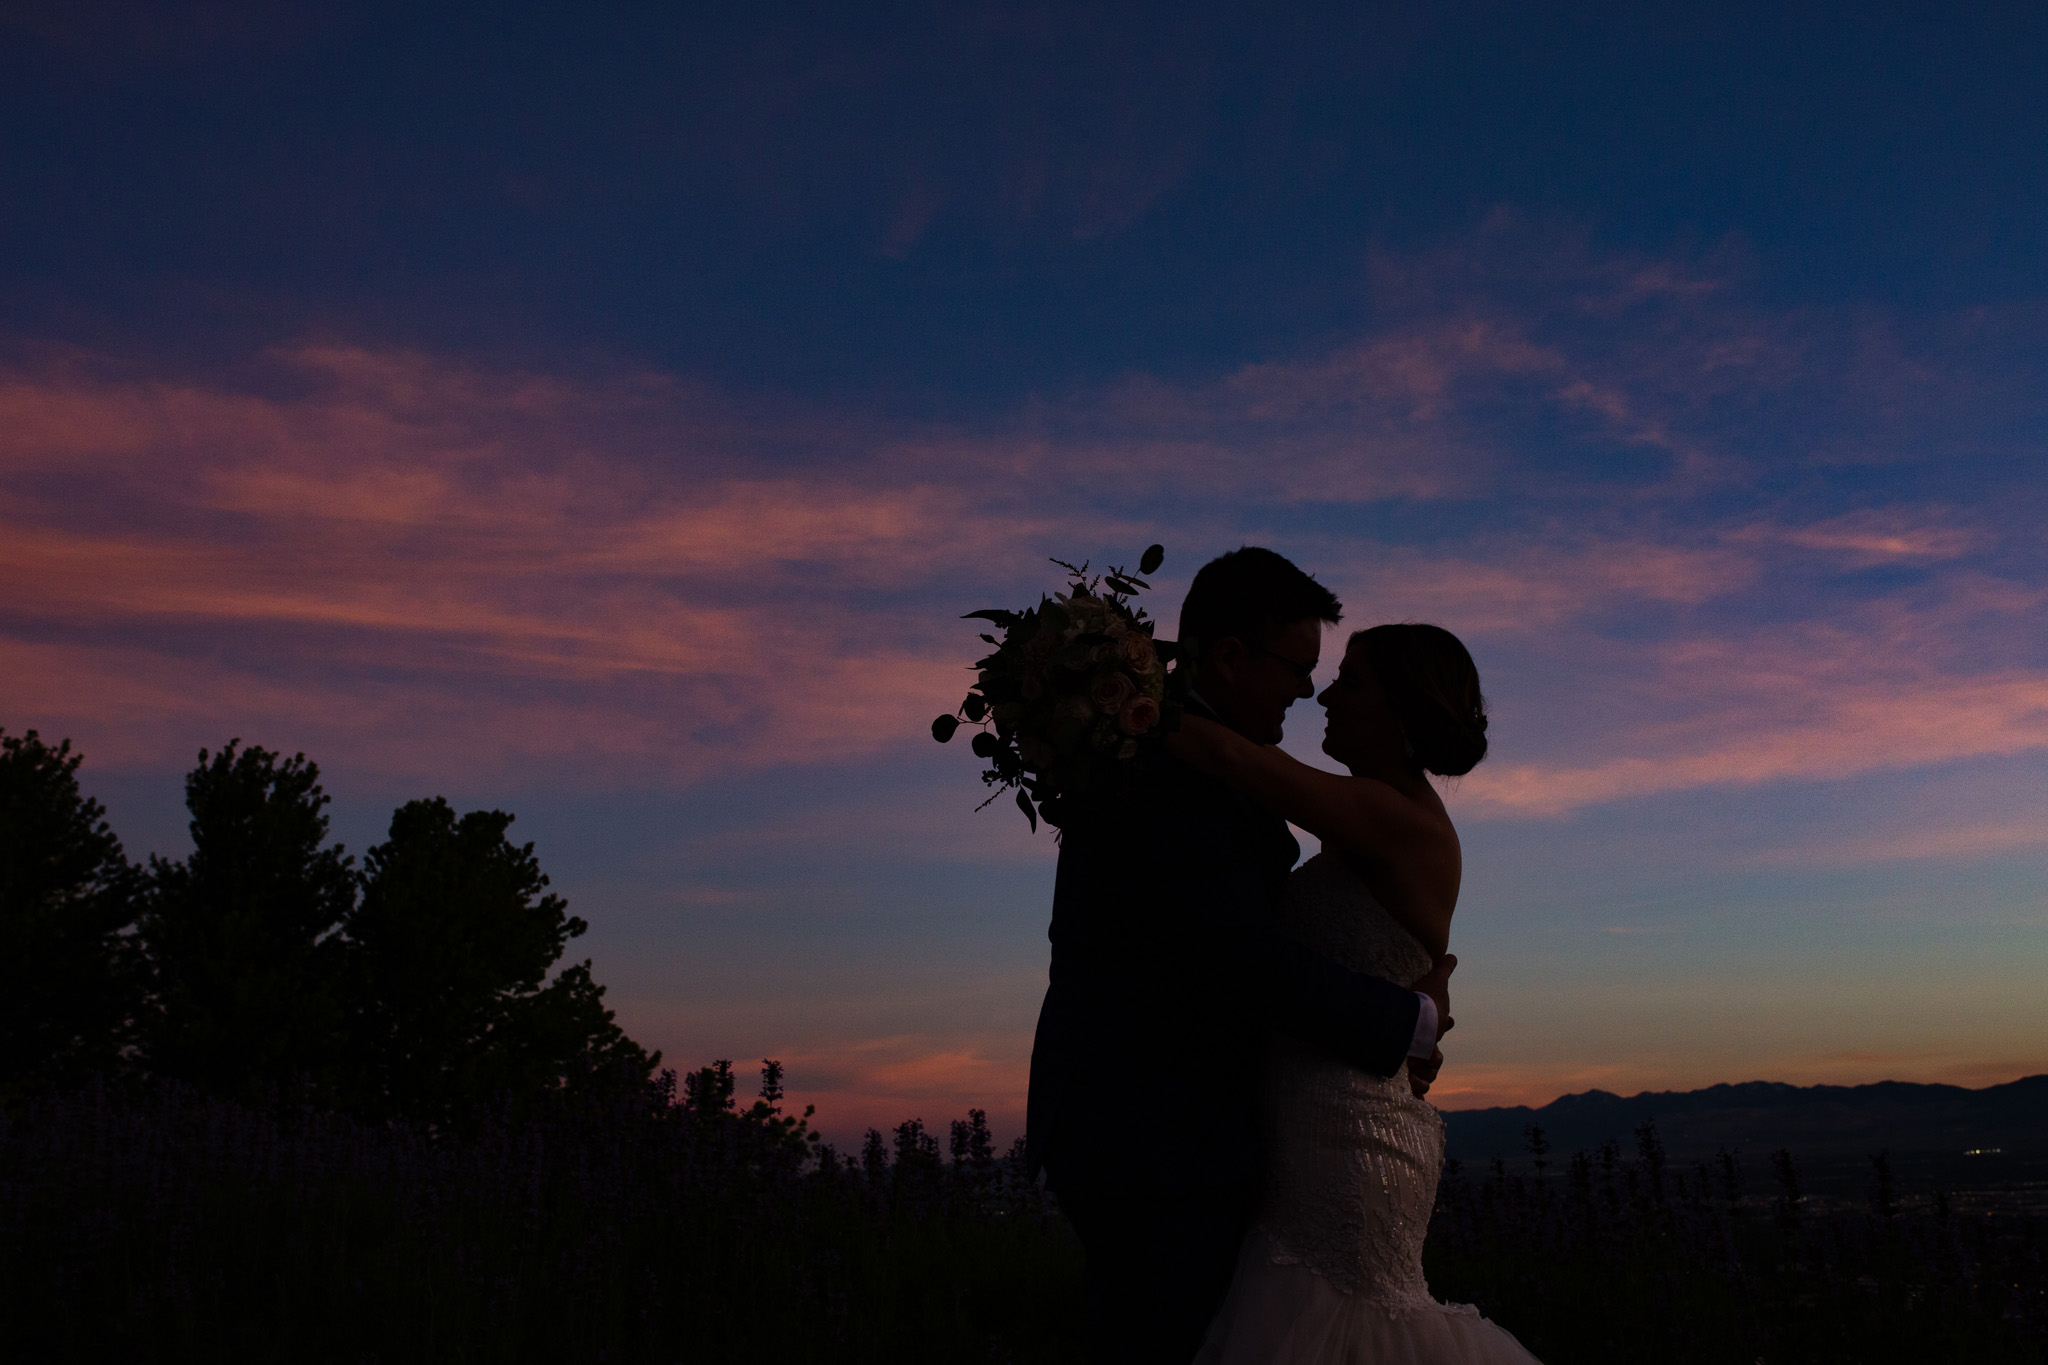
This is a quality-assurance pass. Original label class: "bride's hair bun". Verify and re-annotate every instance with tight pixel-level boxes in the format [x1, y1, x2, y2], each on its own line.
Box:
[1354, 623, 1489, 778]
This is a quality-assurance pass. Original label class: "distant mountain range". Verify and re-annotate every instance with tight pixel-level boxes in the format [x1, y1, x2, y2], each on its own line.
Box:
[1441, 1076, 2048, 1165]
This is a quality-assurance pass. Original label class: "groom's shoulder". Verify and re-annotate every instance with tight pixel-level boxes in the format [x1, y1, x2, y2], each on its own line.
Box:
[1134, 743, 1216, 798]
[1131, 746, 1252, 832]
[1055, 750, 1226, 851]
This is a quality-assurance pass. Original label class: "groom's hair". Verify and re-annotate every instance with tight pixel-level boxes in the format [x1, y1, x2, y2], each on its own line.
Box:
[1178, 547, 1342, 650]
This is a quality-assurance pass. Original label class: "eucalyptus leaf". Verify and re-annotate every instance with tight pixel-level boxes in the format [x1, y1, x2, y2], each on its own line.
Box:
[1139, 544, 1165, 574]
[1016, 788, 1037, 832]
[931, 715, 960, 743]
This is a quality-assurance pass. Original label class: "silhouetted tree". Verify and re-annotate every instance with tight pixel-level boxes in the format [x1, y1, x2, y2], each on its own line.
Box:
[682, 1058, 739, 1120]
[893, 1117, 943, 1204]
[136, 742, 353, 1102]
[0, 730, 139, 1096]
[861, 1127, 890, 1187]
[343, 797, 656, 1122]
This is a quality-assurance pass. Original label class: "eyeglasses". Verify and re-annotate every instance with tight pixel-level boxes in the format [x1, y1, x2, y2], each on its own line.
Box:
[1251, 644, 1318, 683]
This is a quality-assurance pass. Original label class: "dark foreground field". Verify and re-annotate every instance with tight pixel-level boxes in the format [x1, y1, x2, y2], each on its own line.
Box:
[4, 1069, 2044, 1364]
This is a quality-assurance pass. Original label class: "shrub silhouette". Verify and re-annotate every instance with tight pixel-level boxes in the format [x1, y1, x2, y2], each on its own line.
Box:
[0, 729, 140, 1098]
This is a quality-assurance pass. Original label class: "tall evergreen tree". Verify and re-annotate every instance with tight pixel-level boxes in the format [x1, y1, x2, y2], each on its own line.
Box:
[345, 798, 656, 1123]
[0, 729, 139, 1096]
[137, 742, 353, 1102]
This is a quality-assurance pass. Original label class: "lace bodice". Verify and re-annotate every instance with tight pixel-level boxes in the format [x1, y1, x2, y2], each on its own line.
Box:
[1278, 851, 1435, 986]
[1253, 853, 1458, 1311]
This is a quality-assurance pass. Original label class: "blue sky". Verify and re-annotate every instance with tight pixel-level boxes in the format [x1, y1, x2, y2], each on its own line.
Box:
[4, 1, 2045, 1139]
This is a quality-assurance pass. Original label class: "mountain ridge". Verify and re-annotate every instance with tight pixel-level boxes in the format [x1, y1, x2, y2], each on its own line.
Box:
[1440, 1074, 2048, 1164]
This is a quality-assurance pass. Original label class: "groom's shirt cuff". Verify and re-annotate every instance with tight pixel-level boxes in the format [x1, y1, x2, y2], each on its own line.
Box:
[1408, 993, 1438, 1059]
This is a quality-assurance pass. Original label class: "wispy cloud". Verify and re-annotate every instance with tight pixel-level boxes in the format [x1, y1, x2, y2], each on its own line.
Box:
[1327, 539, 1759, 634]
[1757, 817, 2048, 867]
[5, 229, 2044, 823]
[1462, 646, 2048, 817]
[0, 346, 1055, 779]
[1736, 508, 1990, 566]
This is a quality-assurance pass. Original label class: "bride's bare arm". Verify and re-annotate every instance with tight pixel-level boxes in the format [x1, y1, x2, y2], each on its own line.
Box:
[1164, 713, 1454, 951]
[1164, 713, 1435, 858]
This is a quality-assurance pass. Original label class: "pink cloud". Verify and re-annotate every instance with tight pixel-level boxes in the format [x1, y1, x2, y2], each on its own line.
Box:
[1325, 539, 1758, 635]
[3, 632, 964, 785]
[1277, 526, 2048, 819]
[1459, 618, 2048, 817]
[1737, 508, 1988, 566]
[2, 277, 2037, 823]
[5, 333, 1574, 789]
[776, 1036, 1031, 1143]
[0, 346, 1073, 782]
[603, 1003, 1035, 1145]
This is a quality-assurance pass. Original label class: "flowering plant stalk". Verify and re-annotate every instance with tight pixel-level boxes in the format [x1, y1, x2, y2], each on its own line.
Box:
[932, 545, 1184, 831]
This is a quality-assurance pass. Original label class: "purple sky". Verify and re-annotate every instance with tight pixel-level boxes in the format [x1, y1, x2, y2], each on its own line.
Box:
[4, 1, 2045, 1140]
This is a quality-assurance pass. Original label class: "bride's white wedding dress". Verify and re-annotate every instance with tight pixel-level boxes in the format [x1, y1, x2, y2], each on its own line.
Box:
[1196, 853, 1541, 1365]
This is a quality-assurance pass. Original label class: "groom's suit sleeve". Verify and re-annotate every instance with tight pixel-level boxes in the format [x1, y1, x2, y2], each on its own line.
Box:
[1160, 771, 1422, 1081]
[1255, 933, 1422, 1078]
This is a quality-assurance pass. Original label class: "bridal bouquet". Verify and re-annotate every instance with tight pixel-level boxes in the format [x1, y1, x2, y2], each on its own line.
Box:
[932, 545, 1184, 831]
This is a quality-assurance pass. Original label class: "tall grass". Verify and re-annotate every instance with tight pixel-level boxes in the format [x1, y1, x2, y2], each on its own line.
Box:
[0, 1067, 1081, 1363]
[5, 1080, 2044, 1363]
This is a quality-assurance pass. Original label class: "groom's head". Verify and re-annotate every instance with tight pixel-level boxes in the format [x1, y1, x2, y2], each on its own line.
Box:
[1179, 547, 1342, 744]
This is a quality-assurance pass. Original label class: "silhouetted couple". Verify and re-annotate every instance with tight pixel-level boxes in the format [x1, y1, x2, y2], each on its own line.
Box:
[1026, 547, 1540, 1365]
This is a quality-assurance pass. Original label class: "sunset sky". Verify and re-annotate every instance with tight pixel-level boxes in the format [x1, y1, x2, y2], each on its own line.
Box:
[4, 1, 2045, 1142]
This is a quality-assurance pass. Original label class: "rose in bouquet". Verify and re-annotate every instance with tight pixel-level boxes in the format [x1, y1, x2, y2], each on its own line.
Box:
[932, 545, 1184, 830]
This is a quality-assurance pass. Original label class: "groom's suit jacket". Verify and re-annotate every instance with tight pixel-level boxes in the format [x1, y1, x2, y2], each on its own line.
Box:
[1025, 734, 1423, 1195]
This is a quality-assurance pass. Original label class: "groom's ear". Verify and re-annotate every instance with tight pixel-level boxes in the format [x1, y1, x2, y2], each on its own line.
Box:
[1205, 634, 1247, 684]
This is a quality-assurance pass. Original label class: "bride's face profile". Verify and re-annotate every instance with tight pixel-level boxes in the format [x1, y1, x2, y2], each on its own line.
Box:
[1317, 643, 1406, 775]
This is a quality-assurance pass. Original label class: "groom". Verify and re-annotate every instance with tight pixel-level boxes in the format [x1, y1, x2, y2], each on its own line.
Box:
[1025, 546, 1454, 1365]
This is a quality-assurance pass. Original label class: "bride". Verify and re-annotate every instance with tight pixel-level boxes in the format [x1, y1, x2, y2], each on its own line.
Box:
[1166, 622, 1540, 1365]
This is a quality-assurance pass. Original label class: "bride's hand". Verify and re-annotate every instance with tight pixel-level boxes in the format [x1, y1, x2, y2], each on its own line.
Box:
[1162, 712, 1232, 776]
[1409, 1046, 1443, 1099]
